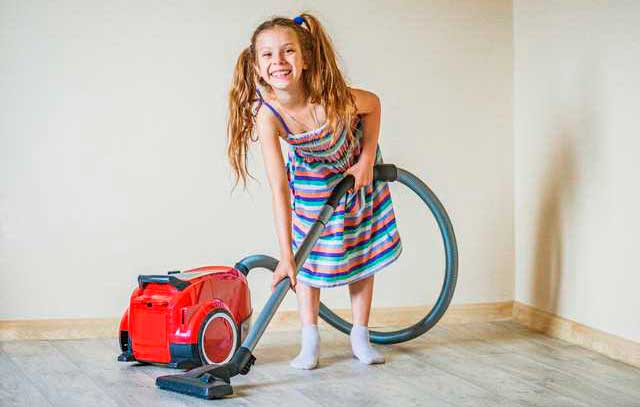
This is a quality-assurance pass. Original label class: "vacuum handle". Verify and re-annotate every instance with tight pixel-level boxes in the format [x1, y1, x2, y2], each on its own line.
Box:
[137, 275, 190, 291]
[325, 164, 398, 208]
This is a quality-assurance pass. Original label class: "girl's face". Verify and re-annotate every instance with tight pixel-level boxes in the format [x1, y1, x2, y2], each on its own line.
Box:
[254, 27, 307, 92]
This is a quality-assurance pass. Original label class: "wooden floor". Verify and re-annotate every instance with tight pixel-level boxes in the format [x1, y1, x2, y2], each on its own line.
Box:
[1, 321, 639, 407]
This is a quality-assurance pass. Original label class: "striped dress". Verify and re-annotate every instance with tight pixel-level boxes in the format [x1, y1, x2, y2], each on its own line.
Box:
[257, 94, 402, 288]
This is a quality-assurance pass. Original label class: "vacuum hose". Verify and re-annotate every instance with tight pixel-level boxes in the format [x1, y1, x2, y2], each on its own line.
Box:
[233, 164, 458, 345]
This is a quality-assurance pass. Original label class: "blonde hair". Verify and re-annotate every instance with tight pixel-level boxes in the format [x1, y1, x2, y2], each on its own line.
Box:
[227, 13, 357, 189]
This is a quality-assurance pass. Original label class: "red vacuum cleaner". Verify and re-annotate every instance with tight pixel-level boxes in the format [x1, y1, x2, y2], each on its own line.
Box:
[118, 164, 458, 399]
[117, 266, 253, 368]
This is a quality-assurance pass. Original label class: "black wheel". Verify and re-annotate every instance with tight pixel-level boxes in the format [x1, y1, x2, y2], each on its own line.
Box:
[318, 167, 458, 344]
[197, 309, 240, 365]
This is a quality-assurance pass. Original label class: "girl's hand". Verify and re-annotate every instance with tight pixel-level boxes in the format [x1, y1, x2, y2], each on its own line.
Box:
[272, 256, 297, 292]
[345, 156, 374, 193]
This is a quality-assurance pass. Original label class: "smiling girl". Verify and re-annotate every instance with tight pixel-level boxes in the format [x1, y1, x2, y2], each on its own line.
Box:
[227, 13, 402, 369]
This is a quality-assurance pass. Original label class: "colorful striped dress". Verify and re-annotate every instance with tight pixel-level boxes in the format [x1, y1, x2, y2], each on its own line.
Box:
[256, 94, 403, 288]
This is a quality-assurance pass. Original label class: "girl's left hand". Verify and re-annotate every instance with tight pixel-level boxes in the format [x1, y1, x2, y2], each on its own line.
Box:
[345, 157, 374, 193]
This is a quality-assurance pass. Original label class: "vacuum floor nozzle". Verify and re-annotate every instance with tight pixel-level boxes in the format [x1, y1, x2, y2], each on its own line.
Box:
[155, 347, 256, 399]
[156, 371, 233, 399]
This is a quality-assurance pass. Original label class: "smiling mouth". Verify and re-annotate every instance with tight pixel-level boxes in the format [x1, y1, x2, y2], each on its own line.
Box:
[270, 69, 291, 79]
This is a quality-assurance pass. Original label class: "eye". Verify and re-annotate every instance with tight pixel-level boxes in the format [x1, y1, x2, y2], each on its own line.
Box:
[262, 52, 272, 58]
[285, 49, 295, 54]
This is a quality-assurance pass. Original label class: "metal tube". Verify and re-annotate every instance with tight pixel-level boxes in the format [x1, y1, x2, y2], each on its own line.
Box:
[241, 207, 333, 351]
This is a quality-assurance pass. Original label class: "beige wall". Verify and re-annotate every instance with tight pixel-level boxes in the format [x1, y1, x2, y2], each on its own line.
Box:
[514, 1, 640, 342]
[0, 0, 514, 319]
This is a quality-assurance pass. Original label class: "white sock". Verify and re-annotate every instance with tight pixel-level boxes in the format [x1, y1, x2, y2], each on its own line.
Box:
[290, 324, 319, 370]
[350, 324, 385, 364]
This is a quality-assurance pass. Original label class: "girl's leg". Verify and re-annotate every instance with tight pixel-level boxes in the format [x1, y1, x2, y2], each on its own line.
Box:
[296, 281, 320, 325]
[348, 276, 385, 364]
[349, 274, 374, 326]
[290, 282, 321, 369]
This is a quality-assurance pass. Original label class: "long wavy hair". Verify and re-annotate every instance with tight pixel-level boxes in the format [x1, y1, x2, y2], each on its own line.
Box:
[227, 13, 357, 189]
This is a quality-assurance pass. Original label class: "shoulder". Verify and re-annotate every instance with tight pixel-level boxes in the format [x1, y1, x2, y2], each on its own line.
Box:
[348, 87, 380, 114]
[254, 101, 285, 142]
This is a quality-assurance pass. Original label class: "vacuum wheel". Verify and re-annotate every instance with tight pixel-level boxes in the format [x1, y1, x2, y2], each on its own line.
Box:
[197, 309, 239, 365]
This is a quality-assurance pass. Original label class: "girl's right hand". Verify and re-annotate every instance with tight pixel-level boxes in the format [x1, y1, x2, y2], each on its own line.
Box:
[272, 257, 297, 292]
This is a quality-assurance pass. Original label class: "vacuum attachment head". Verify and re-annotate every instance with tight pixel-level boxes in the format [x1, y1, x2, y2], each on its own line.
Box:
[156, 367, 233, 399]
[155, 346, 256, 399]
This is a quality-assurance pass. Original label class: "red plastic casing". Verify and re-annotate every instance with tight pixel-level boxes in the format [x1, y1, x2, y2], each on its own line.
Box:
[119, 266, 251, 364]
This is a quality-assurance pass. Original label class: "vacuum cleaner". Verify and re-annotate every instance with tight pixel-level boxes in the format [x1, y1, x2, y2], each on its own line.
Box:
[118, 164, 458, 399]
[117, 265, 253, 368]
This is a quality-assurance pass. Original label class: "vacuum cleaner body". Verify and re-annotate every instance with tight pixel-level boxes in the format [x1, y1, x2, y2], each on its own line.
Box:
[118, 266, 252, 369]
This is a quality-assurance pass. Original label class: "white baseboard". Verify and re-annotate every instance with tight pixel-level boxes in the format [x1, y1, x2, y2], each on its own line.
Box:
[0, 301, 513, 341]
[513, 301, 640, 368]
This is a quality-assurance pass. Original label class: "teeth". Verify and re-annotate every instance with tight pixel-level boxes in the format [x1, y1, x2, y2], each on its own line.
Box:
[271, 70, 291, 78]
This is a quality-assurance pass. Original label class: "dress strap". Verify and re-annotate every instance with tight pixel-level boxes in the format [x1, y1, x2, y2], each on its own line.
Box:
[255, 89, 293, 135]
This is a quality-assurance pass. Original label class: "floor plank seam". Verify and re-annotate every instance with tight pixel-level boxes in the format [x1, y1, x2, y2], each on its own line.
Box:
[1, 342, 56, 407]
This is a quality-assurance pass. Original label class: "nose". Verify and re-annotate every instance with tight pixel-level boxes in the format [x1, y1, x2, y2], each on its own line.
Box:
[273, 51, 286, 64]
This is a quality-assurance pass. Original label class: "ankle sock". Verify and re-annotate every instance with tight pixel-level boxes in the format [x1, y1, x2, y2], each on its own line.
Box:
[290, 324, 319, 370]
[350, 324, 385, 364]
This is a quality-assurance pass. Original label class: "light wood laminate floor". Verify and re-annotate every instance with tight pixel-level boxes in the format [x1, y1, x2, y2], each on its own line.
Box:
[1, 321, 639, 407]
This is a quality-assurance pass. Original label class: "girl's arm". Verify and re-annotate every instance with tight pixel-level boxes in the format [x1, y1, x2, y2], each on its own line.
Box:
[345, 88, 381, 191]
[255, 107, 297, 288]
[351, 88, 381, 165]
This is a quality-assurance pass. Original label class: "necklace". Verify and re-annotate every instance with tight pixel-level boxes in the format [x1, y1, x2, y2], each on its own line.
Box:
[276, 99, 321, 132]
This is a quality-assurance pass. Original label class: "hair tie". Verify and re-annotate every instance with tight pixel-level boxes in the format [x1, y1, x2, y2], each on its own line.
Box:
[293, 16, 305, 25]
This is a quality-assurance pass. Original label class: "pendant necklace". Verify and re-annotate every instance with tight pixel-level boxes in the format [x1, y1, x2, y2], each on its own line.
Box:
[276, 99, 321, 133]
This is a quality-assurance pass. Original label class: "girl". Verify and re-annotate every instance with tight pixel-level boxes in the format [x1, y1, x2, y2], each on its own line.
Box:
[227, 13, 402, 369]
